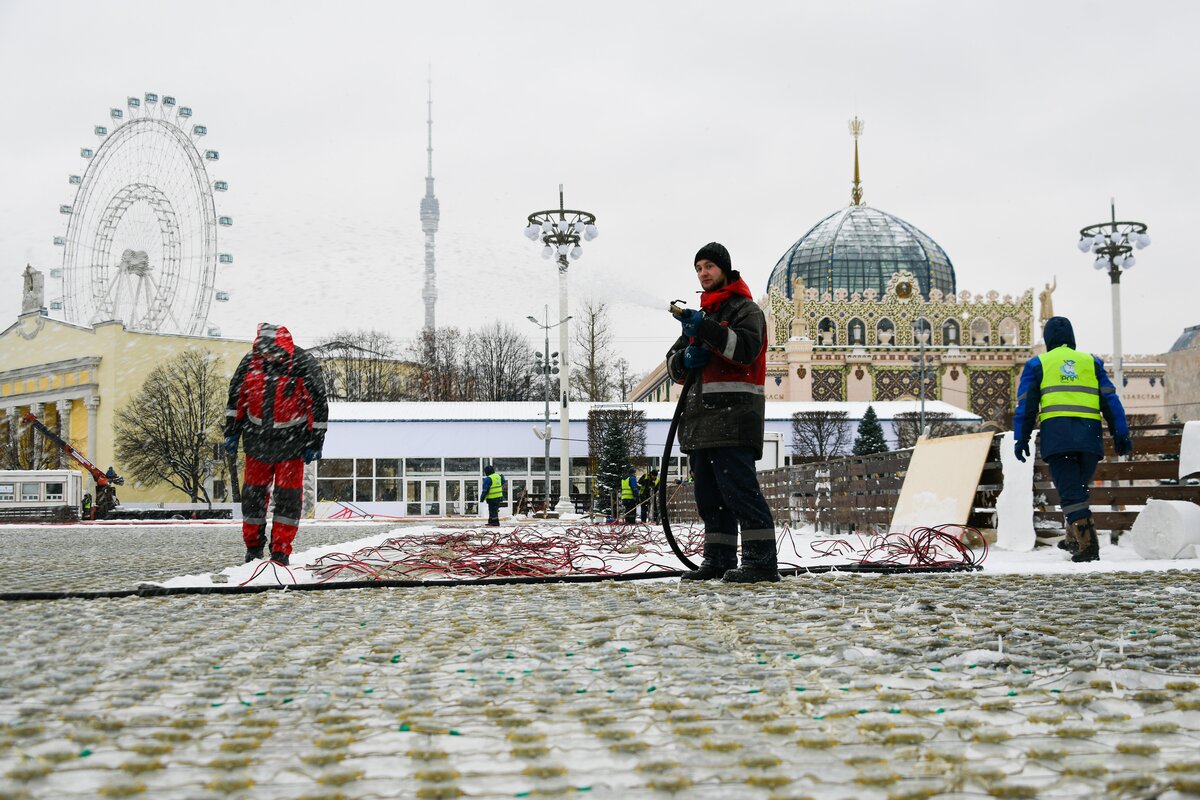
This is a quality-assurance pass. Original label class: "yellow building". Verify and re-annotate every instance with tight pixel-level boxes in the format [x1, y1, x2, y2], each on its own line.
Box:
[0, 309, 250, 502]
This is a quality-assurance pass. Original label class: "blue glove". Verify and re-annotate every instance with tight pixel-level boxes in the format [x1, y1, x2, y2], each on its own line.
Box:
[1114, 434, 1133, 456]
[682, 345, 710, 370]
[223, 435, 239, 456]
[677, 309, 704, 337]
[1014, 439, 1030, 463]
[303, 448, 322, 464]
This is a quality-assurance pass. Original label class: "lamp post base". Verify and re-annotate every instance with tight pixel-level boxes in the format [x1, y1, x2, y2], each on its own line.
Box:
[553, 497, 575, 516]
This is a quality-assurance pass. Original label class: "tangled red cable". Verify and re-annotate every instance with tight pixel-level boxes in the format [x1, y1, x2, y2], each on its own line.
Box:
[305, 522, 706, 583]
[810, 524, 987, 570]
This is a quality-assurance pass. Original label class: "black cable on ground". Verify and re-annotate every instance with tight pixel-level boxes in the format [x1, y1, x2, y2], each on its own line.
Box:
[659, 369, 699, 571]
[0, 561, 981, 603]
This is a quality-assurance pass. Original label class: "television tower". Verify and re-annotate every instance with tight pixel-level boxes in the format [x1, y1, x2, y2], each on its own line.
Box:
[420, 69, 440, 331]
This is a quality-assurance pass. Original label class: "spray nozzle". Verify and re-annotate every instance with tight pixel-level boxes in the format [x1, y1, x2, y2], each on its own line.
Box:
[669, 300, 690, 318]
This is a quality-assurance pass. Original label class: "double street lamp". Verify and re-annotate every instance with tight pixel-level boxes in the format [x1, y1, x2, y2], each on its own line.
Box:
[523, 185, 598, 514]
[526, 306, 569, 517]
[1077, 200, 1150, 389]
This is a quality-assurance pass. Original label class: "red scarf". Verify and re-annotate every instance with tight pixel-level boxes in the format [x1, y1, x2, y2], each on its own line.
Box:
[700, 273, 752, 314]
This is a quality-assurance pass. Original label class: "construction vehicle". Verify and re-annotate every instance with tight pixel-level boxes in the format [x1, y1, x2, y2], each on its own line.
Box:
[22, 411, 122, 519]
[20, 412, 231, 521]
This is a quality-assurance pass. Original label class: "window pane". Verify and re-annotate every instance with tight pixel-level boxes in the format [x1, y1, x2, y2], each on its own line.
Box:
[531, 457, 560, 474]
[355, 459, 374, 478]
[445, 458, 480, 474]
[318, 479, 352, 502]
[355, 479, 374, 502]
[493, 457, 528, 474]
[406, 480, 422, 515]
[45, 482, 65, 500]
[376, 459, 401, 478]
[21, 483, 39, 501]
[406, 458, 441, 474]
[377, 479, 399, 501]
[318, 459, 353, 478]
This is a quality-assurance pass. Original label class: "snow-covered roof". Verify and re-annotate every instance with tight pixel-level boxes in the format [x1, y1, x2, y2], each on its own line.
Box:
[328, 400, 979, 423]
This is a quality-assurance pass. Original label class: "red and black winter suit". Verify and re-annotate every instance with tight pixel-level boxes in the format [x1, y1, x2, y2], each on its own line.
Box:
[225, 324, 329, 557]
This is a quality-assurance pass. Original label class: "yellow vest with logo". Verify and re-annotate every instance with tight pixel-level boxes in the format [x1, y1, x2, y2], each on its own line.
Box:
[1038, 346, 1102, 424]
[620, 477, 635, 500]
[485, 472, 505, 500]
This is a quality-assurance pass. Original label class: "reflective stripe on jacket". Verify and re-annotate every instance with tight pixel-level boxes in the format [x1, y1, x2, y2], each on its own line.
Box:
[1038, 346, 1102, 424]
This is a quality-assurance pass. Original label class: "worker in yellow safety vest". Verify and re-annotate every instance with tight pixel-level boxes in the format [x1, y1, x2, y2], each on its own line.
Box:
[1013, 316, 1131, 562]
[619, 467, 638, 524]
[480, 465, 506, 527]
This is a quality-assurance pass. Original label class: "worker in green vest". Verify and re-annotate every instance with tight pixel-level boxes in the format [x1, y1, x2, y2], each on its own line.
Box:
[620, 467, 639, 524]
[480, 465, 506, 527]
[1013, 316, 1131, 562]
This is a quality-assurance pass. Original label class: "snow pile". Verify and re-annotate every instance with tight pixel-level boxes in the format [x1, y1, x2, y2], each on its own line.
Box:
[1126, 499, 1200, 561]
[1181, 420, 1200, 480]
[994, 430, 1036, 551]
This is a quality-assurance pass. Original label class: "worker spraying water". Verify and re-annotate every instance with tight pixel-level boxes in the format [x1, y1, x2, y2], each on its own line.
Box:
[664, 243, 780, 582]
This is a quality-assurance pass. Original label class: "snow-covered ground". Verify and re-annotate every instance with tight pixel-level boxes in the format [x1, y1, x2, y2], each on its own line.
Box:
[2, 520, 1199, 799]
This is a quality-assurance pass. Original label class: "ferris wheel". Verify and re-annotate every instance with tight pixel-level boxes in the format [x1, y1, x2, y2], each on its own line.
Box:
[54, 92, 232, 336]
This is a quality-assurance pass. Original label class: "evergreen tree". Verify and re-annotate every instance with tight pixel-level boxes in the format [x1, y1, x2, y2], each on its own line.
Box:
[852, 405, 889, 456]
[587, 407, 646, 512]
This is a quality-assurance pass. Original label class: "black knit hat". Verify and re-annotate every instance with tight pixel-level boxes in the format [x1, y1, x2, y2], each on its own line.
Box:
[694, 242, 732, 277]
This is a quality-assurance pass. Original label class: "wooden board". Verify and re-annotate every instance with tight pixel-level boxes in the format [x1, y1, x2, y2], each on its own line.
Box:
[890, 432, 995, 533]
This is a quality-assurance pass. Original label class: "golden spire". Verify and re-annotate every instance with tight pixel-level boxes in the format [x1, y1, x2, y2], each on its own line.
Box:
[849, 116, 864, 206]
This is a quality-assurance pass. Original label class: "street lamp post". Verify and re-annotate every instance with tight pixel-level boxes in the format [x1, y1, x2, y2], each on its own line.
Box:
[523, 185, 598, 515]
[526, 306, 569, 517]
[1078, 199, 1150, 391]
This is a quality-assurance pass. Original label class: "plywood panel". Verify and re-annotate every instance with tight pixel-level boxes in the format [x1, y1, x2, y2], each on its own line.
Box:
[890, 432, 995, 533]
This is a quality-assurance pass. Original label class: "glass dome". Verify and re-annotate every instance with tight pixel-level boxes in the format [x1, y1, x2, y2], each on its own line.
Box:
[767, 205, 957, 301]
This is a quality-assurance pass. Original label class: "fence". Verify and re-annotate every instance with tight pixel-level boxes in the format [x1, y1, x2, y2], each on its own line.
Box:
[666, 425, 1199, 537]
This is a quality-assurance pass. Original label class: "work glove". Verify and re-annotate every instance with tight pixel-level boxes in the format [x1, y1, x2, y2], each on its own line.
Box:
[1114, 434, 1133, 457]
[677, 308, 704, 337]
[1014, 438, 1030, 463]
[682, 345, 711, 370]
[223, 435, 239, 456]
[303, 448, 322, 464]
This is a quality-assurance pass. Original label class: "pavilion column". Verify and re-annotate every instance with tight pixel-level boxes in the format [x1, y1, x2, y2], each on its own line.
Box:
[84, 396, 100, 464]
[29, 403, 44, 468]
[56, 399, 73, 469]
[3, 407, 16, 469]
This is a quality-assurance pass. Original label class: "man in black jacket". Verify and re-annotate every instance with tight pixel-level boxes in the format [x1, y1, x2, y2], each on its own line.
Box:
[666, 243, 779, 582]
[225, 323, 329, 566]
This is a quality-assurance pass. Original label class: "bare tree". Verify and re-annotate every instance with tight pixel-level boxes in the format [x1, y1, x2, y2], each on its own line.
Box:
[572, 298, 614, 401]
[611, 358, 641, 401]
[471, 321, 538, 401]
[892, 411, 968, 449]
[407, 326, 476, 401]
[114, 349, 226, 502]
[790, 410, 854, 461]
[312, 329, 405, 401]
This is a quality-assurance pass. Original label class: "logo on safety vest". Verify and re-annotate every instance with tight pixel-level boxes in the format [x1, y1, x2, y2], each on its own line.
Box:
[1060, 360, 1078, 381]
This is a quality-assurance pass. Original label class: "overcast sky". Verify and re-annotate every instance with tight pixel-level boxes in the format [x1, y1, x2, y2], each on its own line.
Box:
[2, 0, 1197, 378]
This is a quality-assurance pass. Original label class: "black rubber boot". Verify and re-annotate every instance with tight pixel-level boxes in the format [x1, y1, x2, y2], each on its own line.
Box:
[681, 544, 737, 581]
[1071, 516, 1099, 563]
[269, 551, 290, 567]
[723, 539, 781, 583]
[244, 544, 264, 563]
[1056, 528, 1079, 554]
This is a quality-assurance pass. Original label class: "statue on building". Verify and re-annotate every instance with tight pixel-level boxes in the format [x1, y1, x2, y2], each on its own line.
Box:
[789, 277, 807, 338]
[21, 265, 45, 314]
[1038, 276, 1056, 325]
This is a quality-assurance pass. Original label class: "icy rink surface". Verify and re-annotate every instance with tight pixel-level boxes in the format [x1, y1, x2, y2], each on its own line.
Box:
[1, 520, 1200, 798]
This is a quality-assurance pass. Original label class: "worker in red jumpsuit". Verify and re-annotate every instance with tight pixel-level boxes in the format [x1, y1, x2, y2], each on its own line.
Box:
[224, 323, 329, 566]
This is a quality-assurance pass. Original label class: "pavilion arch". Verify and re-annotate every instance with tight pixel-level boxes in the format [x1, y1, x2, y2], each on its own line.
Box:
[876, 317, 896, 346]
[998, 317, 1020, 346]
[970, 318, 991, 346]
[817, 317, 837, 346]
[942, 318, 961, 347]
[848, 317, 867, 346]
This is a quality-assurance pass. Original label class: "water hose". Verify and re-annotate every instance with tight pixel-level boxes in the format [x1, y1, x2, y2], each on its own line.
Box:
[659, 369, 699, 570]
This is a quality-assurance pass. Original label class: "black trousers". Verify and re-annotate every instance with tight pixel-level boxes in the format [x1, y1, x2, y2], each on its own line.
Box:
[1046, 452, 1102, 524]
[485, 497, 502, 525]
[622, 499, 637, 524]
[691, 446, 776, 566]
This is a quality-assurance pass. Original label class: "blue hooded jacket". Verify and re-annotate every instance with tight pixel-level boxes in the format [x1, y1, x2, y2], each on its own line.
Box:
[1013, 316, 1128, 458]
